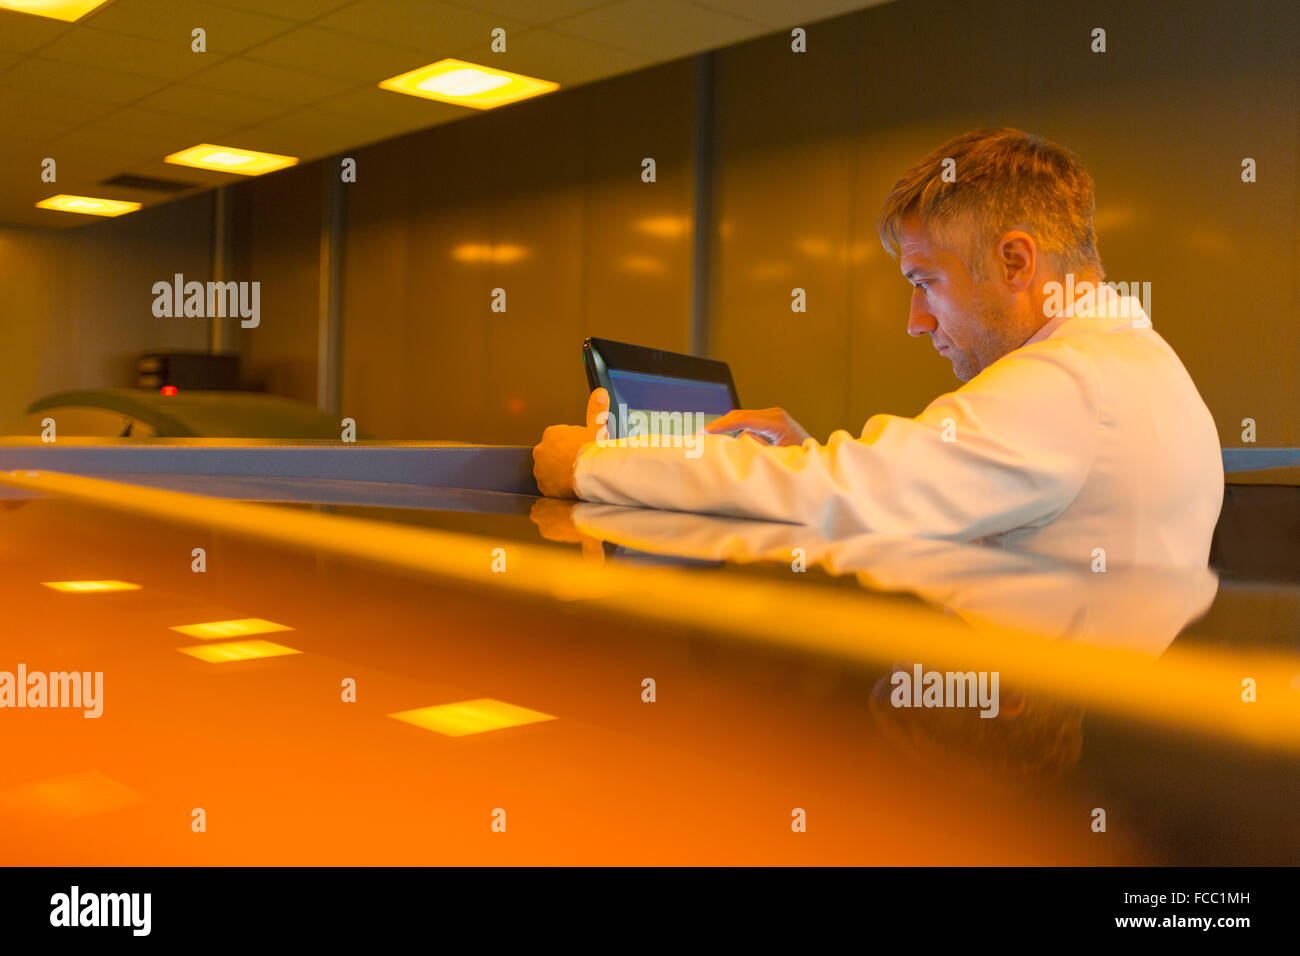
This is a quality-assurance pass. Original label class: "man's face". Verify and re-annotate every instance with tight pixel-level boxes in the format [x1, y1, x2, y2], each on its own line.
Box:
[897, 214, 1022, 382]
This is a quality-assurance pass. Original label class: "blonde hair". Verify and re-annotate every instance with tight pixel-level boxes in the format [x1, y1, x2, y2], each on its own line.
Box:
[878, 128, 1103, 279]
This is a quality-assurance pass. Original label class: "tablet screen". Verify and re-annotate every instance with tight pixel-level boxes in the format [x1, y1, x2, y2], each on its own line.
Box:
[605, 369, 733, 415]
[604, 368, 733, 441]
[585, 337, 739, 441]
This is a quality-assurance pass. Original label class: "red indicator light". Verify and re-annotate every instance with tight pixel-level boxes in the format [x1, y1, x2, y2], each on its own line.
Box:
[161, 386, 178, 397]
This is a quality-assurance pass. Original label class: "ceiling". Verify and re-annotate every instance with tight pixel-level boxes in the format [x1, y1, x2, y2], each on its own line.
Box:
[0, 0, 891, 229]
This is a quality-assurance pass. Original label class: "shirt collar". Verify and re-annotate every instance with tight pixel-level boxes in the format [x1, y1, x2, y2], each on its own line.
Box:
[1022, 283, 1150, 347]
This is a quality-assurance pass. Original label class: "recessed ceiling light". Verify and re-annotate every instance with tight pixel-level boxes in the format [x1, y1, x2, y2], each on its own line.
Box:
[164, 144, 298, 176]
[0, 0, 112, 22]
[379, 58, 558, 110]
[35, 195, 141, 217]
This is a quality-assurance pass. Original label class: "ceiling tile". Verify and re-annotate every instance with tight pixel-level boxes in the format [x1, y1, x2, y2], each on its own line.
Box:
[242, 24, 434, 81]
[82, 0, 296, 50]
[0, 56, 166, 106]
[37, 26, 228, 80]
[549, 0, 766, 59]
[0, 144, 68, 186]
[451, 26, 651, 89]
[47, 151, 165, 188]
[316, 0, 528, 51]
[203, 0, 360, 19]
[52, 105, 249, 157]
[42, 140, 156, 173]
[0, 153, 36, 186]
[692, 0, 890, 30]
[185, 56, 356, 104]
[318, 83, 467, 126]
[0, 9, 73, 55]
[134, 83, 293, 126]
[447, 1, 617, 26]
[232, 113, 427, 161]
[0, 127, 97, 162]
[0, 85, 111, 127]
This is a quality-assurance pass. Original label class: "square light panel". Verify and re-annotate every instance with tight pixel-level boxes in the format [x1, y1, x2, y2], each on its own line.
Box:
[379, 58, 558, 110]
[389, 698, 556, 737]
[178, 640, 301, 663]
[170, 618, 292, 640]
[0, 1, 112, 22]
[164, 144, 298, 176]
[35, 195, 141, 218]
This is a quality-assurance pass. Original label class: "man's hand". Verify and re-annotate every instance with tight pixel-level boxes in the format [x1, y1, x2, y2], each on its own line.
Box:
[532, 388, 610, 498]
[702, 406, 812, 446]
[528, 498, 606, 563]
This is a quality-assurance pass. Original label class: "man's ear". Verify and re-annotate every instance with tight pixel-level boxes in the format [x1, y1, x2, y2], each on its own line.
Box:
[995, 230, 1037, 291]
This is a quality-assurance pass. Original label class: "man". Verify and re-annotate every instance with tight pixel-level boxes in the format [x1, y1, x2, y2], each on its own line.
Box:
[532, 129, 1224, 569]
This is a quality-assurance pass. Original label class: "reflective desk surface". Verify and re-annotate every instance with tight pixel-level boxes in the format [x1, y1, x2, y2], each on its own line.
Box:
[0, 469, 1296, 865]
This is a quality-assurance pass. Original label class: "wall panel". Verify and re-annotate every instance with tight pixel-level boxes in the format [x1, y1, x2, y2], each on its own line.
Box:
[340, 61, 696, 443]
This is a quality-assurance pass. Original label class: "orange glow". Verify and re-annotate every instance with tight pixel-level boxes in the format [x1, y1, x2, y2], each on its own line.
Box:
[795, 236, 832, 258]
[451, 242, 530, 264]
[389, 698, 556, 737]
[748, 261, 793, 280]
[160, 385, 178, 396]
[0, 770, 141, 818]
[635, 215, 692, 239]
[618, 254, 666, 275]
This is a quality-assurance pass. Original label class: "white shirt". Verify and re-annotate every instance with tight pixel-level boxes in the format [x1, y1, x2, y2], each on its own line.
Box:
[573, 293, 1224, 569]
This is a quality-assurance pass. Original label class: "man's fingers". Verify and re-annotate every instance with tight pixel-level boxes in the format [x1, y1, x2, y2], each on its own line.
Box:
[703, 410, 764, 433]
[704, 413, 778, 444]
[585, 387, 610, 430]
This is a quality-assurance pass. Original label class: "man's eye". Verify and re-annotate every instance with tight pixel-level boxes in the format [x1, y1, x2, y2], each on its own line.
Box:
[914, 281, 929, 291]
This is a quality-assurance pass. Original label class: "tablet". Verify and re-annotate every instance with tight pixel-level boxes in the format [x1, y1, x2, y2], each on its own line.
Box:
[583, 337, 739, 440]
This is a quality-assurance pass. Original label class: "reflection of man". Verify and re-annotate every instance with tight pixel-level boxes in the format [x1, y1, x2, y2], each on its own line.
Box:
[543, 501, 1218, 656]
[533, 129, 1224, 569]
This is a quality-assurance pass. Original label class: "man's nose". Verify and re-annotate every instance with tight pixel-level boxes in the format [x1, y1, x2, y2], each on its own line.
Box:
[907, 292, 937, 337]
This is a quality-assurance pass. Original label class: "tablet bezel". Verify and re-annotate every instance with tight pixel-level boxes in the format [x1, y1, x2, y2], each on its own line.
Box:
[583, 337, 740, 439]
